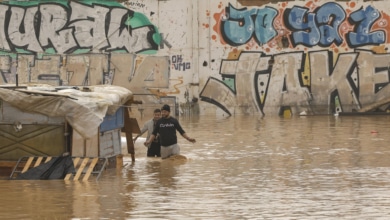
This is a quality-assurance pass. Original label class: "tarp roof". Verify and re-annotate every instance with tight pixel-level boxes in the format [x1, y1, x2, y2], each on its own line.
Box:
[0, 85, 133, 138]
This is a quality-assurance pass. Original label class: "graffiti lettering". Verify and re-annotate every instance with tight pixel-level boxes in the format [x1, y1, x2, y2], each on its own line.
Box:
[0, 1, 160, 54]
[316, 3, 345, 46]
[8, 6, 42, 52]
[347, 5, 385, 47]
[287, 2, 346, 47]
[200, 50, 390, 116]
[255, 7, 278, 45]
[106, 7, 158, 53]
[172, 55, 183, 63]
[129, 2, 146, 8]
[0, 53, 170, 93]
[286, 6, 320, 47]
[309, 51, 359, 113]
[221, 4, 277, 46]
[172, 55, 190, 71]
[221, 2, 385, 48]
[68, 2, 110, 51]
[39, 4, 78, 53]
[160, 33, 172, 49]
[173, 63, 190, 71]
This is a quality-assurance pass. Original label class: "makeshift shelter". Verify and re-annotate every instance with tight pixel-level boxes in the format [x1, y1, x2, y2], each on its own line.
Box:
[0, 85, 137, 178]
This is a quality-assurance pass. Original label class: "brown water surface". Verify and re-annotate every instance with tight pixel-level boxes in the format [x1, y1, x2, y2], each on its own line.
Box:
[1, 115, 390, 219]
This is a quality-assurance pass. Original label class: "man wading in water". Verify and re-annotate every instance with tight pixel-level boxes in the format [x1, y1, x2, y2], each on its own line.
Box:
[144, 104, 196, 159]
[134, 108, 162, 157]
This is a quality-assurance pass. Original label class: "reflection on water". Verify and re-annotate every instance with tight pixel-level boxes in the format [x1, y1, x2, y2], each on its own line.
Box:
[2, 115, 390, 219]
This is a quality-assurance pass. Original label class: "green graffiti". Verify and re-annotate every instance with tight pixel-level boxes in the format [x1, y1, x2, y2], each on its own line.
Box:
[125, 12, 161, 46]
[15, 48, 31, 54]
[44, 48, 56, 54]
[126, 12, 152, 28]
[73, 49, 93, 54]
[0, 0, 160, 55]
[223, 78, 235, 92]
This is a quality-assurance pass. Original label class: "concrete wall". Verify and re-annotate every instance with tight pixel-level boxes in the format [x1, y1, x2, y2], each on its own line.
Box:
[0, 0, 389, 117]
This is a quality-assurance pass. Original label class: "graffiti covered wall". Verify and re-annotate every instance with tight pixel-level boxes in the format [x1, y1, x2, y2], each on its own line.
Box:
[1, 0, 390, 117]
[200, 0, 390, 116]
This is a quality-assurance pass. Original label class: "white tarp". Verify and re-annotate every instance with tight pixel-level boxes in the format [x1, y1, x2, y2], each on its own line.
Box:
[0, 85, 133, 138]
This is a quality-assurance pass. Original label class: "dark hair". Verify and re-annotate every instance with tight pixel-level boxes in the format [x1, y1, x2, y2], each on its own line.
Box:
[154, 108, 161, 113]
[161, 104, 170, 112]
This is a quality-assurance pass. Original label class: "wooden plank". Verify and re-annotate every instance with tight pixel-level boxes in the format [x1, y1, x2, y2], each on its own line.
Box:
[123, 108, 136, 157]
[73, 158, 89, 180]
[82, 158, 98, 181]
[73, 157, 81, 168]
[126, 118, 141, 134]
[0, 161, 17, 168]
[12, 156, 102, 181]
[64, 157, 80, 180]
[45, 157, 52, 163]
[21, 157, 34, 173]
[64, 173, 72, 180]
[34, 157, 43, 167]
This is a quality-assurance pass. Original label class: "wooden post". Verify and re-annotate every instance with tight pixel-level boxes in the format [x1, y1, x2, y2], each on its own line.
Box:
[123, 107, 135, 162]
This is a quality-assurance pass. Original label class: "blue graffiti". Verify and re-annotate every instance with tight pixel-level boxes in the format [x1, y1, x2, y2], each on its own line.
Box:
[316, 2, 345, 46]
[254, 7, 278, 45]
[347, 5, 385, 47]
[286, 6, 320, 47]
[220, 2, 386, 48]
[221, 4, 277, 46]
[287, 3, 346, 47]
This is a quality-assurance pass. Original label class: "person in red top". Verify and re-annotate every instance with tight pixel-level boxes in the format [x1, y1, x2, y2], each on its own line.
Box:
[144, 104, 196, 159]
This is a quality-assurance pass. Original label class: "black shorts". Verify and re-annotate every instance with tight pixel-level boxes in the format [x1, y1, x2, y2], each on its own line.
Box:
[147, 141, 161, 157]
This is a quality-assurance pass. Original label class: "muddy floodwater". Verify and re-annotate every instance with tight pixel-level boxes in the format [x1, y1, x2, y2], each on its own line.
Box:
[1, 115, 390, 219]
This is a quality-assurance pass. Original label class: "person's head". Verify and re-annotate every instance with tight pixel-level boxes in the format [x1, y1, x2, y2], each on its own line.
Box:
[153, 108, 161, 120]
[161, 104, 171, 118]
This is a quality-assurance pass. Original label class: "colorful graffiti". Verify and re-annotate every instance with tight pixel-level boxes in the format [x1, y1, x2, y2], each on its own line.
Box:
[0, 1, 160, 54]
[2, 0, 390, 117]
[0, 0, 170, 99]
[201, 1, 390, 116]
[218, 2, 387, 48]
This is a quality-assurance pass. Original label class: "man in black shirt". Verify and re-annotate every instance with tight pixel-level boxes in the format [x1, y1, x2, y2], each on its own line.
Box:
[144, 104, 196, 159]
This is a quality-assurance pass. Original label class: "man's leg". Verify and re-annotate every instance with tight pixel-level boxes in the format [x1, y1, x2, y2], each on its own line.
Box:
[147, 142, 158, 157]
[160, 144, 180, 159]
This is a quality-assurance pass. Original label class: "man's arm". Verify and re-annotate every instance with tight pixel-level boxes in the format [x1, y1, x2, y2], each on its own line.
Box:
[144, 134, 156, 146]
[182, 133, 196, 143]
[175, 119, 196, 143]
